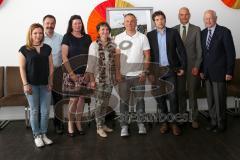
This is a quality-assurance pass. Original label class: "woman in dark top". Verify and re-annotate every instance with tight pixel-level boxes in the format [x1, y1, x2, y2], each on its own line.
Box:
[62, 15, 92, 136]
[19, 23, 54, 148]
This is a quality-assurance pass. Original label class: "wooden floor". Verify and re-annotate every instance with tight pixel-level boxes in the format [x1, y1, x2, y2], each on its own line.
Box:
[0, 116, 240, 160]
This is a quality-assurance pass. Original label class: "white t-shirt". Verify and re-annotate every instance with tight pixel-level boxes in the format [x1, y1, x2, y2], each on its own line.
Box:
[115, 31, 150, 76]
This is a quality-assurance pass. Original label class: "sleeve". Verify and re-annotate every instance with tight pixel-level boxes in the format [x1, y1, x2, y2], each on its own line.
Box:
[59, 34, 63, 44]
[175, 29, 187, 70]
[223, 28, 236, 75]
[199, 31, 205, 73]
[86, 42, 98, 74]
[45, 44, 52, 56]
[18, 46, 27, 57]
[61, 34, 70, 46]
[194, 27, 202, 69]
[86, 34, 92, 47]
[114, 35, 120, 49]
[142, 35, 150, 51]
[147, 32, 155, 63]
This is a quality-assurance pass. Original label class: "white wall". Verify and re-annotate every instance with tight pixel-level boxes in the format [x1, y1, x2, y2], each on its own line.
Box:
[0, 0, 239, 120]
[0, 0, 239, 67]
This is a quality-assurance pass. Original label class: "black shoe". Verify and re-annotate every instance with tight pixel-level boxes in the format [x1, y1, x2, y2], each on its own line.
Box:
[55, 125, 63, 135]
[212, 128, 225, 133]
[213, 126, 226, 133]
[78, 129, 85, 135]
[67, 132, 75, 137]
[206, 125, 217, 131]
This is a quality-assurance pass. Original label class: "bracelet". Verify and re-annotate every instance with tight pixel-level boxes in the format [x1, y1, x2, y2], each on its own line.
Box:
[69, 72, 74, 76]
[23, 83, 29, 86]
[143, 70, 150, 75]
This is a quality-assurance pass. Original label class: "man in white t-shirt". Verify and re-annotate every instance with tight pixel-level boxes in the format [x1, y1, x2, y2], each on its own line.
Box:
[43, 15, 63, 134]
[115, 13, 150, 137]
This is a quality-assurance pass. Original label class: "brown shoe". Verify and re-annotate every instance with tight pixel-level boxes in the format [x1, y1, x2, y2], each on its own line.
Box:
[160, 123, 168, 134]
[192, 121, 199, 129]
[170, 124, 181, 136]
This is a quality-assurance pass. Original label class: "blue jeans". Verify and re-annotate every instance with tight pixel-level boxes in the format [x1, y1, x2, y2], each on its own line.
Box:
[25, 85, 52, 135]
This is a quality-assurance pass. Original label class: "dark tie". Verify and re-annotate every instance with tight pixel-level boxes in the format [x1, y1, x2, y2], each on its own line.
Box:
[182, 25, 187, 43]
[206, 29, 212, 50]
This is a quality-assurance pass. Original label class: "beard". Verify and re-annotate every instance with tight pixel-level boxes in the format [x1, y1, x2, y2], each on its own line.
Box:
[46, 27, 54, 31]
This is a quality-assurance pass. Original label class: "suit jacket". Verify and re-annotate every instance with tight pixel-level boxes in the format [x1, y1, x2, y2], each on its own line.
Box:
[173, 24, 202, 71]
[147, 27, 187, 74]
[201, 24, 236, 82]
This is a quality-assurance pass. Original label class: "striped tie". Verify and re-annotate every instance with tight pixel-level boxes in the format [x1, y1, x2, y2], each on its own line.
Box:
[206, 29, 212, 50]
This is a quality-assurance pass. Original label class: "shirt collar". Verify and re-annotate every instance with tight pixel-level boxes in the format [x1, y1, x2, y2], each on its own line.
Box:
[45, 32, 56, 39]
[181, 23, 189, 29]
[208, 24, 216, 32]
[157, 27, 166, 34]
[124, 30, 139, 38]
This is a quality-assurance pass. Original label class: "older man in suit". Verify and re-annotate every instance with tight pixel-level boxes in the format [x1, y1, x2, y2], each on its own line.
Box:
[173, 7, 202, 129]
[147, 10, 187, 136]
[200, 10, 236, 133]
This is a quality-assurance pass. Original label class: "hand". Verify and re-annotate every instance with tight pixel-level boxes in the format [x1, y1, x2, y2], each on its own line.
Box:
[83, 73, 90, 83]
[177, 69, 184, 76]
[23, 84, 32, 95]
[70, 73, 78, 82]
[200, 73, 205, 79]
[139, 73, 146, 83]
[89, 81, 96, 89]
[225, 75, 232, 81]
[148, 75, 155, 83]
[115, 72, 122, 83]
[191, 67, 199, 76]
[48, 84, 53, 91]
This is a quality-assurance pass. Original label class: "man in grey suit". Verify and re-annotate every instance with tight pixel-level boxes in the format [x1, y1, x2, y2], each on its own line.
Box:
[173, 7, 202, 128]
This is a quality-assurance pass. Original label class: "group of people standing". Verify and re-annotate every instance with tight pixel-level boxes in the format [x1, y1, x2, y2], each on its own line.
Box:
[18, 7, 236, 148]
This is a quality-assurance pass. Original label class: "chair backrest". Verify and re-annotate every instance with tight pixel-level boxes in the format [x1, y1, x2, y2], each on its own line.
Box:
[0, 66, 4, 98]
[231, 58, 240, 85]
[5, 66, 24, 96]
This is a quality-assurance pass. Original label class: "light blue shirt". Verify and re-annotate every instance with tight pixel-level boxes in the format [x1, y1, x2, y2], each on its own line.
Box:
[44, 32, 63, 67]
[157, 28, 169, 66]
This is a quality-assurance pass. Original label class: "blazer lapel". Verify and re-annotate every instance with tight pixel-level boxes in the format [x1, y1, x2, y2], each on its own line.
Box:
[166, 27, 170, 59]
[185, 24, 193, 44]
[203, 29, 208, 50]
[176, 25, 180, 33]
[153, 29, 160, 63]
[208, 25, 219, 50]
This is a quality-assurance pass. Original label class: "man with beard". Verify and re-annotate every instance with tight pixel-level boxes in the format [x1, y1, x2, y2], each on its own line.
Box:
[43, 15, 64, 134]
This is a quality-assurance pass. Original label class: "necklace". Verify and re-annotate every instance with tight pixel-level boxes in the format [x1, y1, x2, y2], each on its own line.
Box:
[33, 44, 41, 46]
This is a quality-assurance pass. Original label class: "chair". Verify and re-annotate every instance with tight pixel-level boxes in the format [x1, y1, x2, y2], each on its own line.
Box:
[227, 59, 240, 116]
[0, 66, 7, 129]
[0, 66, 29, 128]
[196, 80, 210, 119]
[0, 67, 3, 98]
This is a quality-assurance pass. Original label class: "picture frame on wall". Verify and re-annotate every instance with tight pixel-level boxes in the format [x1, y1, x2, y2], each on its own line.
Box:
[106, 7, 154, 38]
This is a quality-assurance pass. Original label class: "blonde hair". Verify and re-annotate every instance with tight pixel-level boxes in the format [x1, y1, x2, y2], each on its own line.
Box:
[26, 23, 44, 50]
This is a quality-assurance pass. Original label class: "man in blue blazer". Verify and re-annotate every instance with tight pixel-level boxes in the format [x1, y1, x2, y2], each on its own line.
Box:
[147, 10, 187, 136]
[200, 10, 236, 133]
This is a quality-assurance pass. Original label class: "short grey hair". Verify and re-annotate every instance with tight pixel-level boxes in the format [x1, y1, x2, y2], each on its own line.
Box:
[204, 10, 217, 19]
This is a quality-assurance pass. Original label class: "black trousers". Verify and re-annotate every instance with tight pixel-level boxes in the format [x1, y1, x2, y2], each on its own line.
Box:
[52, 90, 63, 127]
